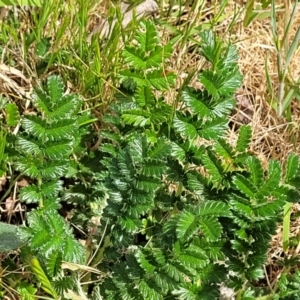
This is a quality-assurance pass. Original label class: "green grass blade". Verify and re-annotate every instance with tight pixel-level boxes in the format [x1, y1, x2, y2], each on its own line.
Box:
[283, 202, 292, 253]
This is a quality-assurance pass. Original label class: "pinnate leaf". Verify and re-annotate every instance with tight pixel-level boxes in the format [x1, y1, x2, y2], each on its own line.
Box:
[176, 211, 198, 241]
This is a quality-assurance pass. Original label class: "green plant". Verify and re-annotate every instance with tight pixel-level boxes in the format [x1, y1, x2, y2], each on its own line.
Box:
[0, 75, 90, 299]
[14, 75, 86, 259]
[75, 21, 300, 299]
[2, 16, 300, 300]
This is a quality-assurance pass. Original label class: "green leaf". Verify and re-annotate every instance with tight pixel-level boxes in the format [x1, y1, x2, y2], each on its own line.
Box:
[20, 185, 41, 203]
[5, 103, 19, 126]
[256, 160, 281, 198]
[214, 138, 235, 160]
[181, 87, 211, 118]
[199, 31, 242, 98]
[178, 254, 206, 273]
[152, 248, 166, 265]
[148, 138, 170, 159]
[44, 119, 77, 141]
[23, 209, 84, 263]
[46, 251, 62, 277]
[154, 272, 175, 292]
[230, 199, 253, 218]
[176, 211, 198, 241]
[134, 86, 154, 107]
[147, 44, 173, 67]
[201, 150, 223, 186]
[22, 116, 46, 139]
[119, 69, 146, 86]
[40, 181, 63, 199]
[212, 97, 236, 117]
[170, 142, 186, 161]
[198, 118, 227, 140]
[0, 222, 24, 251]
[140, 160, 166, 177]
[200, 30, 217, 64]
[123, 47, 146, 70]
[16, 136, 42, 156]
[187, 173, 205, 196]
[232, 174, 256, 198]
[29, 256, 58, 299]
[15, 158, 40, 178]
[40, 161, 69, 179]
[100, 143, 118, 157]
[20, 181, 62, 203]
[136, 176, 161, 193]
[147, 70, 176, 90]
[136, 250, 156, 273]
[236, 125, 252, 152]
[162, 264, 183, 282]
[247, 156, 264, 188]
[47, 75, 64, 104]
[49, 94, 81, 121]
[32, 88, 51, 114]
[138, 280, 162, 300]
[137, 20, 158, 53]
[63, 235, 85, 263]
[17, 282, 37, 300]
[199, 217, 222, 241]
[42, 140, 73, 159]
[173, 115, 198, 140]
[172, 287, 196, 300]
[196, 201, 230, 217]
[285, 153, 300, 183]
[122, 110, 151, 127]
[119, 217, 139, 233]
[200, 67, 241, 98]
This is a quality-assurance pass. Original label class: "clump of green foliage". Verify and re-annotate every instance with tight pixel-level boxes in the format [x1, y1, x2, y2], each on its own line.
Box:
[85, 21, 300, 299]
[1, 19, 300, 300]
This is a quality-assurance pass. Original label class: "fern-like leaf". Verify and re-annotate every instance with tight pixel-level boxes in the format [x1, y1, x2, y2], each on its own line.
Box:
[46, 251, 62, 278]
[285, 153, 300, 184]
[199, 217, 222, 241]
[236, 125, 252, 152]
[147, 69, 176, 90]
[22, 116, 47, 140]
[233, 173, 257, 198]
[200, 67, 241, 98]
[176, 211, 198, 241]
[198, 118, 228, 140]
[47, 75, 64, 103]
[138, 280, 162, 300]
[173, 115, 198, 140]
[5, 103, 19, 126]
[42, 140, 73, 159]
[195, 201, 230, 217]
[256, 160, 281, 199]
[201, 150, 223, 186]
[29, 256, 58, 299]
[16, 136, 42, 156]
[247, 156, 264, 188]
[182, 88, 211, 118]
